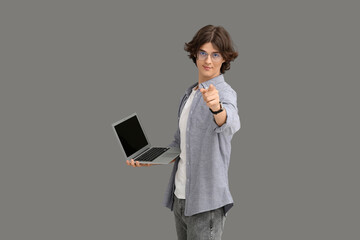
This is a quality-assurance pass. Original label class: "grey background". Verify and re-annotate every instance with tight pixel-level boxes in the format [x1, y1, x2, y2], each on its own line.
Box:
[1, 0, 359, 239]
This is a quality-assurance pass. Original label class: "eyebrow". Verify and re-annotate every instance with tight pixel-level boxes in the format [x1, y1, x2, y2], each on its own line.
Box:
[199, 49, 220, 54]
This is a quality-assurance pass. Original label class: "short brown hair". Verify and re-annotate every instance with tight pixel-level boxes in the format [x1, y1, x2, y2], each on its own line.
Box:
[184, 25, 238, 74]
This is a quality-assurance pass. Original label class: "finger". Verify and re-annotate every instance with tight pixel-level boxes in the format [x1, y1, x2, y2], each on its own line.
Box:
[206, 98, 218, 105]
[207, 91, 218, 98]
[208, 99, 220, 108]
[202, 92, 214, 101]
[206, 90, 218, 96]
[207, 88, 218, 95]
[207, 91, 219, 98]
[144, 163, 156, 166]
[135, 161, 141, 167]
[203, 90, 218, 99]
[199, 88, 207, 94]
[203, 94, 217, 103]
[208, 84, 216, 91]
[131, 159, 136, 167]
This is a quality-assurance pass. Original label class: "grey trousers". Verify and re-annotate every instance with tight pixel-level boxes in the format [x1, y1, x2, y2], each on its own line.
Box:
[173, 194, 226, 240]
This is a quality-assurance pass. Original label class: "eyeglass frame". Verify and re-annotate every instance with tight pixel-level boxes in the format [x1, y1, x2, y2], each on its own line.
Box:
[196, 49, 224, 62]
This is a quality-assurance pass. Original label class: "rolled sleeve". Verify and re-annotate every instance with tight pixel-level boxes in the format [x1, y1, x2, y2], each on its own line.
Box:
[210, 90, 241, 135]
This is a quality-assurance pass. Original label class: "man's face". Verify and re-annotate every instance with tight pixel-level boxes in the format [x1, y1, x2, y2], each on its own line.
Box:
[196, 42, 225, 81]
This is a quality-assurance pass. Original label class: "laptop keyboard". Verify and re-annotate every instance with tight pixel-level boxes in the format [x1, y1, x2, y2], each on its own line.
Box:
[134, 147, 169, 162]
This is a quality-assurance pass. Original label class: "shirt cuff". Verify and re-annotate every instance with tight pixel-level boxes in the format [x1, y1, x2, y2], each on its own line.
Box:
[210, 107, 230, 133]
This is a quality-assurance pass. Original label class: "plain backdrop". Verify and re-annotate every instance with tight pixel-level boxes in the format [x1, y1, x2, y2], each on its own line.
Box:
[1, 0, 359, 239]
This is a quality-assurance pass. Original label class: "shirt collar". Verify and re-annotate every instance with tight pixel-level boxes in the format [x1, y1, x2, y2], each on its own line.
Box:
[185, 74, 225, 96]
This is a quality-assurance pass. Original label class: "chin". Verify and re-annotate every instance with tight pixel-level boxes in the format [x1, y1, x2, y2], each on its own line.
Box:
[201, 69, 212, 75]
[203, 71, 215, 78]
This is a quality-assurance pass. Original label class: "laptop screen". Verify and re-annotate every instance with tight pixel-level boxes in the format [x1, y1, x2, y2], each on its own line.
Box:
[113, 115, 148, 157]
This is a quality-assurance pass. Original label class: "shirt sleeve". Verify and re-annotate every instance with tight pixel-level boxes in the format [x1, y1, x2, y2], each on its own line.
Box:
[167, 127, 180, 148]
[210, 88, 241, 135]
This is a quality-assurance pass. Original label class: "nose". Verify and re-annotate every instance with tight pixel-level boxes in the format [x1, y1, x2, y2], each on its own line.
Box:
[205, 54, 212, 64]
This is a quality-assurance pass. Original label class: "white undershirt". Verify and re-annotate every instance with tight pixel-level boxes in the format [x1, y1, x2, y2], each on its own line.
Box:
[174, 86, 197, 199]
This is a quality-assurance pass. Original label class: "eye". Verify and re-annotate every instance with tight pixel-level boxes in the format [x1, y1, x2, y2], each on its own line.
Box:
[213, 53, 220, 58]
[199, 51, 207, 56]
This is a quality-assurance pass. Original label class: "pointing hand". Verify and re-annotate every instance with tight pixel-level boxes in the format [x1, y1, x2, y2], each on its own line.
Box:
[199, 84, 221, 111]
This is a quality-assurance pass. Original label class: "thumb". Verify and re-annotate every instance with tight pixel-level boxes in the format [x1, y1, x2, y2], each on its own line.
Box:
[199, 88, 207, 93]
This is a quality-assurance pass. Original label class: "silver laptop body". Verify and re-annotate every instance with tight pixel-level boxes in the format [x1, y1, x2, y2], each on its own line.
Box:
[112, 113, 180, 164]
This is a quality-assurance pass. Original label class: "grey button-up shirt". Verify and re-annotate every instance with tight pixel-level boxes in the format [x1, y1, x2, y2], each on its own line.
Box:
[163, 74, 241, 216]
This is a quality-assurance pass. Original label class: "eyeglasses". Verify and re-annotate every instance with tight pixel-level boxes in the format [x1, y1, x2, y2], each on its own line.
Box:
[197, 50, 223, 62]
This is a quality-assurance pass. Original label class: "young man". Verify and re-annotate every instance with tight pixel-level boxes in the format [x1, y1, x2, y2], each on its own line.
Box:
[127, 25, 240, 240]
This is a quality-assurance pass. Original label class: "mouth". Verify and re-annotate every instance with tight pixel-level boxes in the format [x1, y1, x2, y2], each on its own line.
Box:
[203, 65, 212, 71]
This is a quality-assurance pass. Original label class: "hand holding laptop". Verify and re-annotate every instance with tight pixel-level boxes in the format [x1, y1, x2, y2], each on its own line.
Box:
[126, 159, 157, 167]
[126, 158, 176, 167]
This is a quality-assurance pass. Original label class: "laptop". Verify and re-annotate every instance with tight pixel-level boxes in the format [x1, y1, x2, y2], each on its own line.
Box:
[112, 113, 180, 164]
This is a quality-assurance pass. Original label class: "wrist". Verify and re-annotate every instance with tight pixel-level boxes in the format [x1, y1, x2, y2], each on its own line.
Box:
[211, 103, 221, 112]
[209, 102, 224, 115]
